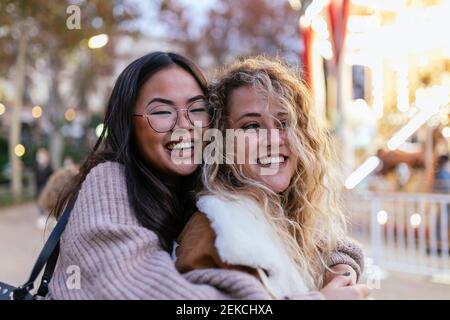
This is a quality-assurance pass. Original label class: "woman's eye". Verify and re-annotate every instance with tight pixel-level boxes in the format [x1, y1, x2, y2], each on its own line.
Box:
[149, 110, 172, 116]
[242, 123, 260, 130]
[190, 108, 208, 113]
[274, 118, 289, 129]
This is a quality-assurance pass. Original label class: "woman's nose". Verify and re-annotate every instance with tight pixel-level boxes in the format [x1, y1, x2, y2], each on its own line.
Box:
[174, 109, 192, 130]
[266, 122, 287, 146]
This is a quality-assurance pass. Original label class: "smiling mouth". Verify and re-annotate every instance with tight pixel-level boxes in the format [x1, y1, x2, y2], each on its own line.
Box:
[167, 140, 194, 151]
[166, 140, 196, 160]
[257, 155, 288, 167]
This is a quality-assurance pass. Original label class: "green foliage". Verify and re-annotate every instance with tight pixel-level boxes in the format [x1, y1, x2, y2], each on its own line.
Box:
[0, 135, 8, 183]
[0, 187, 34, 207]
[88, 113, 104, 129]
[63, 137, 90, 165]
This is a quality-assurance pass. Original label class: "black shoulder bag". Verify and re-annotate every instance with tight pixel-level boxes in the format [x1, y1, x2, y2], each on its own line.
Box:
[0, 195, 77, 300]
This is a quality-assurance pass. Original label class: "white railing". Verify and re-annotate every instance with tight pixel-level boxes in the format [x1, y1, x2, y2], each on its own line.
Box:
[346, 192, 450, 277]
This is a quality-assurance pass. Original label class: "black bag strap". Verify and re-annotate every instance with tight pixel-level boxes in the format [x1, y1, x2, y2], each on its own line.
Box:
[13, 195, 78, 299]
[36, 243, 60, 297]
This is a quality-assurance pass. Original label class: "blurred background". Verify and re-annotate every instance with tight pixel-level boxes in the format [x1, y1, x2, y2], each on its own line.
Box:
[0, 0, 450, 299]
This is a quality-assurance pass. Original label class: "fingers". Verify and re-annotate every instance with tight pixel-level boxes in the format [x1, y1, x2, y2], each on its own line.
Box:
[345, 284, 370, 299]
[319, 283, 371, 300]
[354, 284, 370, 299]
[329, 264, 357, 285]
[325, 274, 353, 289]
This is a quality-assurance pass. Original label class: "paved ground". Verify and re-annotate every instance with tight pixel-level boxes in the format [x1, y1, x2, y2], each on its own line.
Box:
[370, 270, 450, 299]
[0, 203, 54, 286]
[1, 203, 450, 299]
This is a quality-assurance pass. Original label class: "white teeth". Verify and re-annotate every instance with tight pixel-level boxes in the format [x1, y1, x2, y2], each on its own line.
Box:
[258, 156, 285, 165]
[168, 141, 193, 150]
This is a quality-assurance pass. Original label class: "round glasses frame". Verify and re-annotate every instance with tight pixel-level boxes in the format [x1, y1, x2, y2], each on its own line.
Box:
[133, 100, 216, 133]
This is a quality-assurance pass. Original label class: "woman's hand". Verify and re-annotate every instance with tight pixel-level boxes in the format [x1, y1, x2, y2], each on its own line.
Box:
[319, 274, 370, 300]
[323, 264, 357, 287]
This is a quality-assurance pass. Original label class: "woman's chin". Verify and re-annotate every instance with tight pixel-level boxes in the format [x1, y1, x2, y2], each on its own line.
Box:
[263, 178, 290, 193]
[171, 163, 199, 176]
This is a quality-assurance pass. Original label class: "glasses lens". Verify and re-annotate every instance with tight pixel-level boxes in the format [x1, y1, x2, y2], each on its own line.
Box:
[146, 105, 177, 132]
[188, 100, 214, 127]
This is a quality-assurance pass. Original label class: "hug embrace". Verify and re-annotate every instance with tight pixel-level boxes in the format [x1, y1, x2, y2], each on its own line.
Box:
[47, 52, 369, 300]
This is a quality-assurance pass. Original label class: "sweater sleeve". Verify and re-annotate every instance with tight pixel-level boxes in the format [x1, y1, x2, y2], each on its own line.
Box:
[47, 162, 271, 300]
[327, 238, 365, 282]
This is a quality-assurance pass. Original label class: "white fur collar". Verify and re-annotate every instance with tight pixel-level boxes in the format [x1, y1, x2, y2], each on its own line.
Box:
[196, 194, 309, 298]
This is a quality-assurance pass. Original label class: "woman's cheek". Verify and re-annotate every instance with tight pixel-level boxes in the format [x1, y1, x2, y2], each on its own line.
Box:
[243, 135, 262, 179]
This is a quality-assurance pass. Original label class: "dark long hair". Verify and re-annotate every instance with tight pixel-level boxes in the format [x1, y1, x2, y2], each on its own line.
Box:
[53, 52, 207, 252]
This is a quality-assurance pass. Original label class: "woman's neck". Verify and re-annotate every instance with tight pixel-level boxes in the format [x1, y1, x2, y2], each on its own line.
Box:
[159, 174, 181, 189]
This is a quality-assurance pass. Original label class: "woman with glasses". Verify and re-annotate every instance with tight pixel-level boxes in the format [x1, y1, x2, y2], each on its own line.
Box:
[47, 52, 270, 299]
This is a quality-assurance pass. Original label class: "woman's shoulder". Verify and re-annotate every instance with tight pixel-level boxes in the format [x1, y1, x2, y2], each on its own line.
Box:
[71, 161, 137, 226]
[196, 194, 262, 220]
[179, 211, 214, 242]
[194, 194, 294, 261]
[196, 194, 267, 237]
[86, 161, 125, 181]
[80, 161, 127, 196]
[175, 210, 223, 272]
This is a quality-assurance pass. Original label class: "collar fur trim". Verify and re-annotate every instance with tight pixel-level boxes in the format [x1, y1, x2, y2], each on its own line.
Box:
[196, 194, 309, 297]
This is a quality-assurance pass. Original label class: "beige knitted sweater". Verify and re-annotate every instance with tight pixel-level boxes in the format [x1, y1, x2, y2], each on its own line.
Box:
[47, 161, 363, 300]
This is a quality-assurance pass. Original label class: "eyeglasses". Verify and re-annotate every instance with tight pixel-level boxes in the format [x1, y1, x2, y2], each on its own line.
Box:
[133, 99, 216, 133]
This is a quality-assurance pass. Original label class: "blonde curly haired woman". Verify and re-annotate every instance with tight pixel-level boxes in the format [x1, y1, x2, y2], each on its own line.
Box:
[174, 56, 369, 300]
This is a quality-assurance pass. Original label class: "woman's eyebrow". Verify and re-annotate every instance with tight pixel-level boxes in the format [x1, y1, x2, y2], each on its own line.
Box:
[187, 94, 206, 103]
[276, 112, 289, 119]
[146, 97, 174, 107]
[236, 112, 261, 122]
[146, 95, 205, 107]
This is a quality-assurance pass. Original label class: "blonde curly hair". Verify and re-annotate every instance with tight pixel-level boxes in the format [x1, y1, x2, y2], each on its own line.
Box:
[201, 56, 347, 289]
